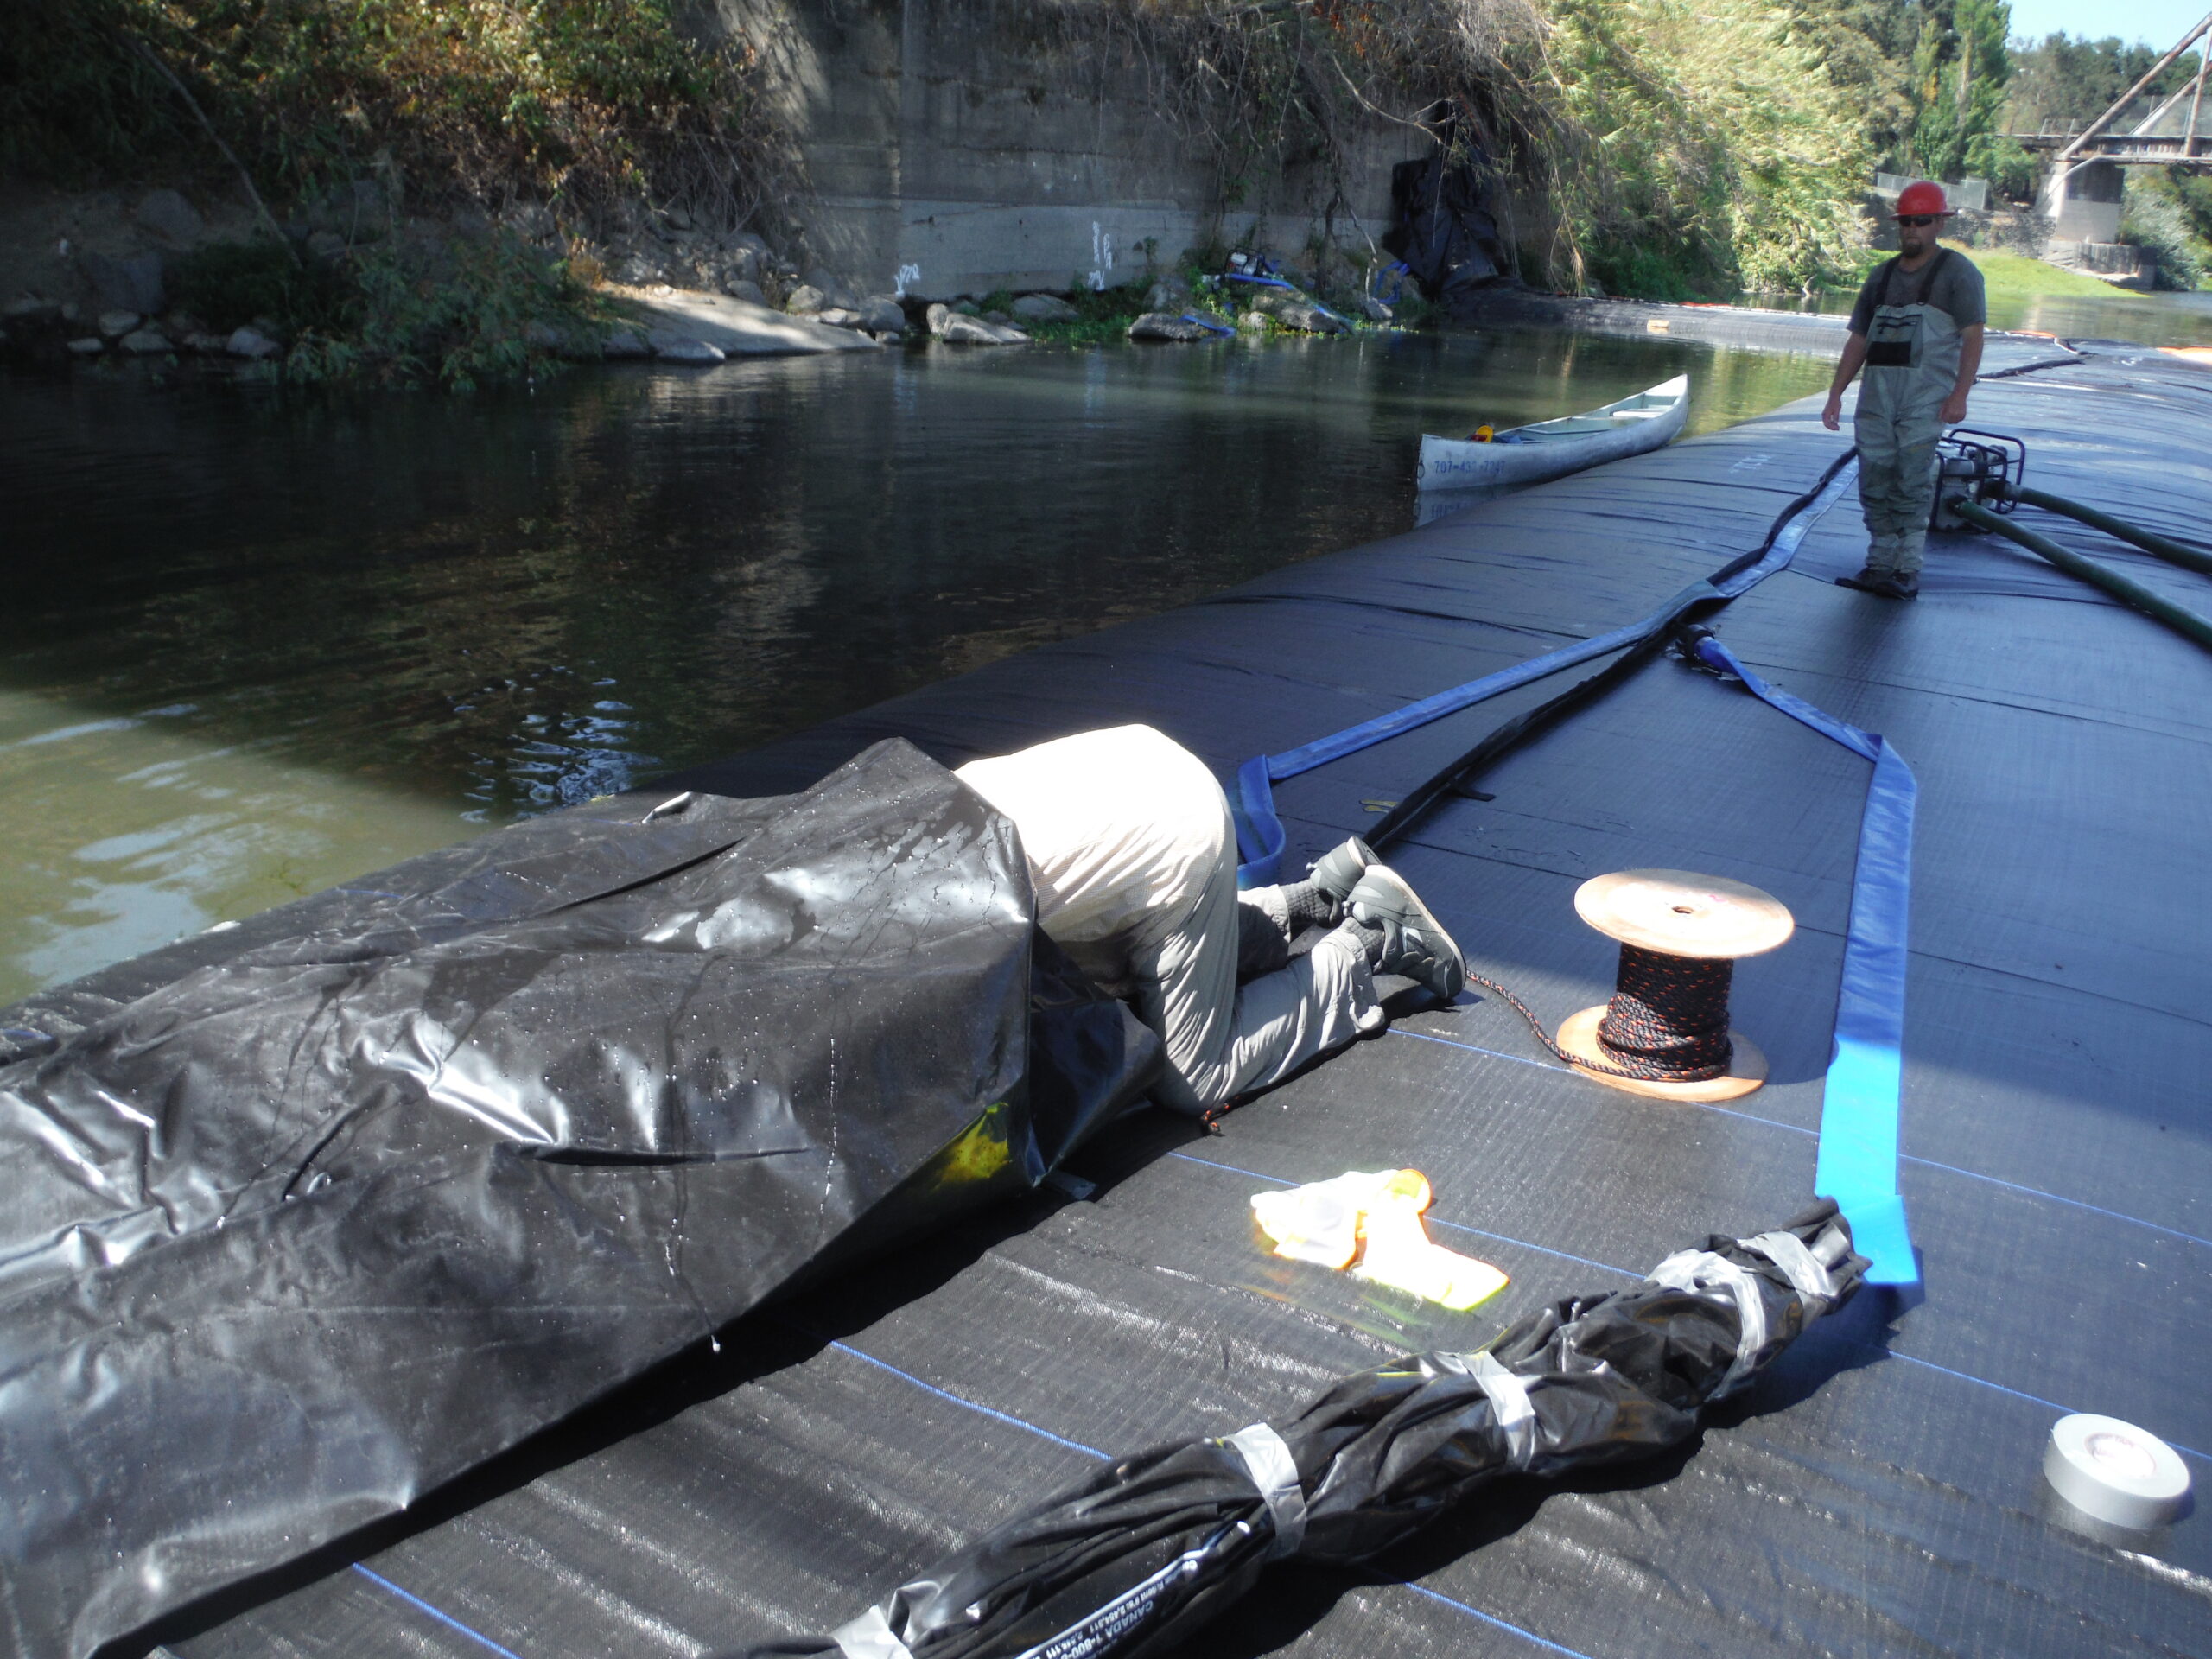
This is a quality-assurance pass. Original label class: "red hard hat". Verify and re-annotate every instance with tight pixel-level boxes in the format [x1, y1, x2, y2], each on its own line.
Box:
[1895, 181, 1950, 218]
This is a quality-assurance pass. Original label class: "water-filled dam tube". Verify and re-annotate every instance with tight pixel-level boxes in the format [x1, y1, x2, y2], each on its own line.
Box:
[6, 337, 2209, 1659]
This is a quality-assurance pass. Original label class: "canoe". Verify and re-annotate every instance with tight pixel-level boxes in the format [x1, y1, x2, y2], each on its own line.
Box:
[1416, 372, 1689, 490]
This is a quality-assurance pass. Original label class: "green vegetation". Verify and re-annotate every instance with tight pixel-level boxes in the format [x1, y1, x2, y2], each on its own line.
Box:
[168, 239, 348, 337]
[1049, 0, 1880, 300]
[169, 232, 619, 386]
[1965, 249, 2124, 302]
[1003, 283, 1157, 346]
[2006, 33, 2202, 135]
[1537, 0, 1872, 297]
[2122, 172, 2212, 293]
[1, 0, 775, 219]
[1, 0, 774, 383]
[1824, 247, 2137, 306]
[303, 237, 619, 389]
[1904, 0, 2032, 193]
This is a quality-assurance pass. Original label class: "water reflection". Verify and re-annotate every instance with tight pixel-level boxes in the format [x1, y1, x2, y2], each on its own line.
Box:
[0, 332, 1836, 1001]
[1773, 281, 2212, 347]
[0, 688, 471, 994]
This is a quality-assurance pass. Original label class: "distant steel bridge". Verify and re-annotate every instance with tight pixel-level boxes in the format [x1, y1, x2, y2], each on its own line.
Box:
[2013, 132, 2207, 169]
[2012, 11, 2210, 177]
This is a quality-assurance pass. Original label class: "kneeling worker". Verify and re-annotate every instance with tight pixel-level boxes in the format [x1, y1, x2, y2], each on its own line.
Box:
[955, 725, 1464, 1114]
[1821, 180, 1986, 599]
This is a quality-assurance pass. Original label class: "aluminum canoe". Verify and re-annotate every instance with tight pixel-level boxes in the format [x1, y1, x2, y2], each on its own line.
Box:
[1416, 372, 1689, 491]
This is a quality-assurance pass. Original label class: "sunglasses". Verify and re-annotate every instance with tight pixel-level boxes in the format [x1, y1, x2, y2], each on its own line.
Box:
[1897, 214, 1941, 227]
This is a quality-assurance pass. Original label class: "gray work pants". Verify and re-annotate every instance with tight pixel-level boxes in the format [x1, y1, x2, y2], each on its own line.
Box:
[1131, 804, 1382, 1112]
[1853, 400, 1944, 577]
[1853, 296, 1961, 579]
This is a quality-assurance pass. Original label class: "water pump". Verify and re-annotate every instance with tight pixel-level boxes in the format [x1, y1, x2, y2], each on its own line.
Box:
[1930, 429, 2025, 531]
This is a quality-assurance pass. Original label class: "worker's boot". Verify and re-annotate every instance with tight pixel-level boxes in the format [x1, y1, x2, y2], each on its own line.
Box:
[1306, 836, 1377, 906]
[1886, 533, 1926, 600]
[1838, 537, 1901, 594]
[1344, 866, 1465, 1001]
[1878, 570, 1919, 599]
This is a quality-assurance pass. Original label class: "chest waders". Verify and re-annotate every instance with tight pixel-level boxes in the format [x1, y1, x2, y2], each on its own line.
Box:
[1853, 248, 1963, 577]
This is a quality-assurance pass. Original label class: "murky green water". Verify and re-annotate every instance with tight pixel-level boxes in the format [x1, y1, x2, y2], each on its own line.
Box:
[0, 325, 1965, 1001]
[1786, 276, 2212, 346]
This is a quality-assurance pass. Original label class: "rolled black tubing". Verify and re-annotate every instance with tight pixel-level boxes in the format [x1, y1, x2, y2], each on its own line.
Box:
[1368, 635, 1665, 852]
[2006, 485, 2212, 578]
[1368, 449, 1861, 854]
[1952, 497, 2212, 652]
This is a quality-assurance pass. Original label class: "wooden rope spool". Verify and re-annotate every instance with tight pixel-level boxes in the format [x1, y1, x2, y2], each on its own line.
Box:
[1554, 869, 1795, 1103]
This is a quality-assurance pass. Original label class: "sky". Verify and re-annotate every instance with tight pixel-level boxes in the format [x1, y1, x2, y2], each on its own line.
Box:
[2004, 0, 2209, 51]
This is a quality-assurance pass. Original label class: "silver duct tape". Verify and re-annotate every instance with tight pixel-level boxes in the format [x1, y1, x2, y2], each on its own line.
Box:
[1469, 1352, 1539, 1468]
[1649, 1249, 1769, 1396]
[833, 1605, 916, 1659]
[1741, 1230, 1836, 1316]
[1225, 1422, 1307, 1560]
[1012, 1542, 1212, 1659]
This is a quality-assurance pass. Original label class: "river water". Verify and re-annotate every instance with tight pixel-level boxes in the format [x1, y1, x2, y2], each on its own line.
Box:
[3, 291, 2205, 1004]
[1789, 277, 2212, 346]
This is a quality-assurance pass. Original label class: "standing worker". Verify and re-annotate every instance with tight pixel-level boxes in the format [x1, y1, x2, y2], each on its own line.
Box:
[1821, 181, 1986, 599]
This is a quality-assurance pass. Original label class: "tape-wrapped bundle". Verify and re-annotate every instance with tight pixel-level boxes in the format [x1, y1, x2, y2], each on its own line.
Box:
[757, 1202, 1867, 1659]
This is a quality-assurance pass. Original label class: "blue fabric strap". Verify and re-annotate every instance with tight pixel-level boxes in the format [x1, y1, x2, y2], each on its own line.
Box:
[1692, 635, 1919, 1289]
[1231, 458, 1859, 887]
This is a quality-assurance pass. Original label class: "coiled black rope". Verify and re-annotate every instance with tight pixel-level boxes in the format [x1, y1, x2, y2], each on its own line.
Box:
[1469, 944, 1736, 1083]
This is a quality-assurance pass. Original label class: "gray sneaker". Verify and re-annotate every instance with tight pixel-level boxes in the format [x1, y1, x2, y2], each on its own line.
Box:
[1345, 865, 1465, 1001]
[1307, 836, 1377, 904]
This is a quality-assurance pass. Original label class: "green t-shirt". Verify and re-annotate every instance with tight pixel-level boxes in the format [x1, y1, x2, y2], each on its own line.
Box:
[1847, 248, 1987, 336]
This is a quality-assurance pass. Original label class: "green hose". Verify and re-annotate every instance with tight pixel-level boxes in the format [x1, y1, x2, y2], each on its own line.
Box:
[1949, 497, 2212, 653]
[2005, 485, 2212, 578]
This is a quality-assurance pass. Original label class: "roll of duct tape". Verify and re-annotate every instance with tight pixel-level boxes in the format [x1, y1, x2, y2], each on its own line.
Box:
[2043, 1414, 2190, 1530]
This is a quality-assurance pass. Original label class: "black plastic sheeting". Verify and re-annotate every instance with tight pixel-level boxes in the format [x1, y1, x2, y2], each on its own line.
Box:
[6, 337, 2208, 1659]
[0, 741, 1156, 1657]
[762, 1203, 1867, 1659]
[1381, 151, 1510, 306]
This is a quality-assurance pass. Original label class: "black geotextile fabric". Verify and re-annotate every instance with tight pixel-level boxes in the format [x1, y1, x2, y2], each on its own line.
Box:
[53, 340, 2212, 1659]
[0, 741, 1159, 1658]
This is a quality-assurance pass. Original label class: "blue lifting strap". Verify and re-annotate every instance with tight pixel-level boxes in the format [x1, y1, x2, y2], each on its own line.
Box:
[1692, 633, 1919, 1289]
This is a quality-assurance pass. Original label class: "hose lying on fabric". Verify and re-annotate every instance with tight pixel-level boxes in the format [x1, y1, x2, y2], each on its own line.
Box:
[1232, 451, 1862, 886]
[747, 1202, 1867, 1659]
[1384, 624, 1919, 1290]
[1949, 498, 2212, 652]
[1364, 630, 1664, 855]
[2003, 485, 2212, 578]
